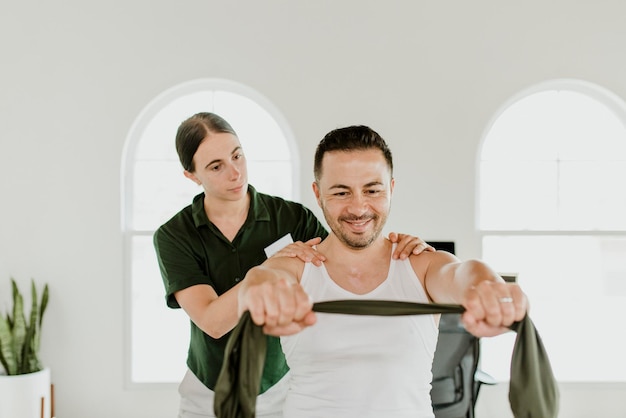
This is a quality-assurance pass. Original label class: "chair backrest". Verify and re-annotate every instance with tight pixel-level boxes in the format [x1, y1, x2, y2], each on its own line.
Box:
[427, 241, 483, 418]
[431, 313, 481, 418]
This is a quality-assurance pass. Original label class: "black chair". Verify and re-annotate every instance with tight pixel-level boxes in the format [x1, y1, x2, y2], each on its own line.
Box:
[427, 241, 496, 418]
[431, 313, 494, 418]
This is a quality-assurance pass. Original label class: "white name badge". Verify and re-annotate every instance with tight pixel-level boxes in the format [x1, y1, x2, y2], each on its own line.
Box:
[264, 233, 294, 258]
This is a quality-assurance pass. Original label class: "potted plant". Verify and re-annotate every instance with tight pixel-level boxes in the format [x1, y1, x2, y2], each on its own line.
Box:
[0, 278, 51, 418]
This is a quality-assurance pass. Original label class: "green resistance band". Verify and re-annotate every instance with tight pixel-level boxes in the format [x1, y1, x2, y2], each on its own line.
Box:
[214, 300, 559, 418]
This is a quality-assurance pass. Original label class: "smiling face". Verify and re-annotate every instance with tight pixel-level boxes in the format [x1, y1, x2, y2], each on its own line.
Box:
[183, 132, 248, 202]
[313, 148, 394, 249]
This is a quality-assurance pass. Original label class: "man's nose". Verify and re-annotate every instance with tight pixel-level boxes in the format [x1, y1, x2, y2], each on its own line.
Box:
[347, 194, 368, 216]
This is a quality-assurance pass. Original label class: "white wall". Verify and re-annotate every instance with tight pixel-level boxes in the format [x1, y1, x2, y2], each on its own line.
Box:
[1, 1, 625, 417]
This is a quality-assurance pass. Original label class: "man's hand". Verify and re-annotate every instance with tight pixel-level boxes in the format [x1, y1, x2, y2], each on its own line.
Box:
[271, 237, 327, 266]
[238, 268, 316, 336]
[461, 280, 528, 337]
[388, 232, 434, 260]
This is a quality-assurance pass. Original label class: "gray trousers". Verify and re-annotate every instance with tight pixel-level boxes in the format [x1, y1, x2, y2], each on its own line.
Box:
[178, 368, 288, 418]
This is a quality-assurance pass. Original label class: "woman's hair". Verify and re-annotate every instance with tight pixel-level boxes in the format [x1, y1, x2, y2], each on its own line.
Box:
[313, 125, 393, 181]
[175, 112, 237, 172]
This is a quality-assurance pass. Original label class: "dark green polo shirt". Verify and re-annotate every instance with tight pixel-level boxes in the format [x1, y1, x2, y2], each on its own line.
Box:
[153, 185, 328, 393]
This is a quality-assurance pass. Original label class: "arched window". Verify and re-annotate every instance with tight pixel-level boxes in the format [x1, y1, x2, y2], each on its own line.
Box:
[121, 79, 298, 385]
[478, 79, 626, 382]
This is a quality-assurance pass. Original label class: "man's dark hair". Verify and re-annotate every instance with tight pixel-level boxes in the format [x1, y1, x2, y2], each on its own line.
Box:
[313, 125, 393, 181]
[175, 112, 237, 172]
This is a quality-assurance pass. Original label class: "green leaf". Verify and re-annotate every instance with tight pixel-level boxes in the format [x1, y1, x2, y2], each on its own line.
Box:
[39, 283, 49, 328]
[0, 314, 16, 374]
[11, 281, 26, 372]
[24, 279, 42, 373]
[0, 278, 48, 375]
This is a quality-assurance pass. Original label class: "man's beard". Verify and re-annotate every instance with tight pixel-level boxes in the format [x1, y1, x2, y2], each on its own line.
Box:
[323, 211, 386, 250]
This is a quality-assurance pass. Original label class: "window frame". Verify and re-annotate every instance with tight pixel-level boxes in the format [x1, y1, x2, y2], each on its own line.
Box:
[476, 78, 626, 383]
[476, 77, 626, 231]
[120, 78, 300, 388]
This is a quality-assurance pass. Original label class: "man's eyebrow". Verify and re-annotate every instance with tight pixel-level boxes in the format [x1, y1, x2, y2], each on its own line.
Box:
[328, 181, 384, 190]
[204, 146, 242, 169]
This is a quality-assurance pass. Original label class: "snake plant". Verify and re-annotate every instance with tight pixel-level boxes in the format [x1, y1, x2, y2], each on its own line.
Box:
[0, 279, 49, 375]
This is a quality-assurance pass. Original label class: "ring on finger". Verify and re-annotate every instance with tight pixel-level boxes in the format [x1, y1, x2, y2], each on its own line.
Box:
[499, 297, 513, 303]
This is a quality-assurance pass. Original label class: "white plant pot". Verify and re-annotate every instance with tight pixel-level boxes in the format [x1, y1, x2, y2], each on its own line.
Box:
[0, 368, 51, 418]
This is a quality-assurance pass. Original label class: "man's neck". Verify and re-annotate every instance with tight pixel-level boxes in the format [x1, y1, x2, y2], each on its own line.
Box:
[318, 235, 392, 295]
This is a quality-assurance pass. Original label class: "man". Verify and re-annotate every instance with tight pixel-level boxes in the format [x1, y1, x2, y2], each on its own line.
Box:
[153, 113, 433, 418]
[238, 125, 528, 418]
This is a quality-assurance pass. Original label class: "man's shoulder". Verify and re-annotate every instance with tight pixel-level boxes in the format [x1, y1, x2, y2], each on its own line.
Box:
[262, 252, 308, 280]
[408, 248, 458, 270]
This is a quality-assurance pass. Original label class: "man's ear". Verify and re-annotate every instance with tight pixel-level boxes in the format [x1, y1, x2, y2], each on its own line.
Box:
[390, 177, 395, 195]
[312, 181, 322, 207]
[183, 170, 201, 185]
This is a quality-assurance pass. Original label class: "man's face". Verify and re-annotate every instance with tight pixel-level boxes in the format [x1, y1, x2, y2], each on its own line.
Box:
[313, 148, 394, 249]
[184, 132, 248, 202]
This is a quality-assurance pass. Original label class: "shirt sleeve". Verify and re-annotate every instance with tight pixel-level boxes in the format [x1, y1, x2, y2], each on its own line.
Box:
[153, 221, 211, 309]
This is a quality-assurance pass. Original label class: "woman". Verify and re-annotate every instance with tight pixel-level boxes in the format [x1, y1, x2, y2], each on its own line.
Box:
[153, 112, 432, 418]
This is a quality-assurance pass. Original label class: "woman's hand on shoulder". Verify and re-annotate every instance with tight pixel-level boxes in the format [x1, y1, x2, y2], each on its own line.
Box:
[387, 232, 434, 260]
[270, 237, 327, 266]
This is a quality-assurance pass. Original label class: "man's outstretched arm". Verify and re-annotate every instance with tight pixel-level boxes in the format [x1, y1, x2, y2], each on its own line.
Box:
[422, 251, 528, 337]
[238, 256, 316, 336]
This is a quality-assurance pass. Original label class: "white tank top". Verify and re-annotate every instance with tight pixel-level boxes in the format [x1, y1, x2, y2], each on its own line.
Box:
[280, 248, 438, 418]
